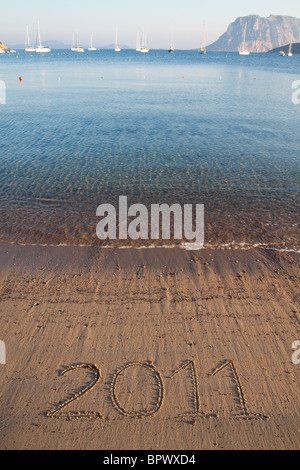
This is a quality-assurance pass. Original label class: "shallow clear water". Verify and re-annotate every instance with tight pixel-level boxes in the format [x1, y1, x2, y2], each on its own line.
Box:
[0, 50, 299, 249]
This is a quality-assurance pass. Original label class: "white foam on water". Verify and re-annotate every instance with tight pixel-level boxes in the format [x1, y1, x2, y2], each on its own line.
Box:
[1, 240, 299, 254]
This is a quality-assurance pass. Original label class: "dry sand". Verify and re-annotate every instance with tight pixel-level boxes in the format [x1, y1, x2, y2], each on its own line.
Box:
[0, 242, 299, 450]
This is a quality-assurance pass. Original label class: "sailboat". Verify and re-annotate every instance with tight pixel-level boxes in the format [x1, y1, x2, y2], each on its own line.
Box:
[115, 29, 121, 52]
[198, 21, 206, 54]
[88, 34, 97, 51]
[168, 30, 174, 53]
[288, 39, 293, 57]
[25, 25, 36, 52]
[140, 28, 149, 53]
[35, 21, 51, 53]
[136, 31, 141, 51]
[71, 32, 84, 52]
[239, 22, 250, 55]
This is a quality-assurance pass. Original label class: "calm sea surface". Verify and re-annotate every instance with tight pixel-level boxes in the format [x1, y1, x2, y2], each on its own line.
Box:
[0, 50, 299, 250]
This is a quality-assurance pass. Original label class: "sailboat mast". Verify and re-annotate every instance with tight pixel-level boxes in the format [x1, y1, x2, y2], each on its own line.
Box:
[114, 28, 121, 51]
[37, 20, 41, 48]
[168, 28, 174, 52]
[243, 23, 247, 50]
[289, 36, 293, 55]
[26, 25, 30, 48]
[142, 27, 145, 48]
[238, 20, 250, 55]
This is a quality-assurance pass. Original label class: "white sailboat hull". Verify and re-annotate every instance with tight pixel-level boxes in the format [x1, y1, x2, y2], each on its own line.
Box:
[35, 47, 51, 53]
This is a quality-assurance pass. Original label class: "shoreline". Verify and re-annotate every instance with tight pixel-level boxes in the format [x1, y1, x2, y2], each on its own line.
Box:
[1, 239, 299, 253]
[0, 242, 299, 450]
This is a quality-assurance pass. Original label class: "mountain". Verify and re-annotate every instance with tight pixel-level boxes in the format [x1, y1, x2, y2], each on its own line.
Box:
[268, 42, 300, 54]
[207, 15, 300, 52]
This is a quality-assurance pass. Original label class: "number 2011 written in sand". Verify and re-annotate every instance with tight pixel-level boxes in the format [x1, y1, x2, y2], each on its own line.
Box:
[46, 360, 270, 422]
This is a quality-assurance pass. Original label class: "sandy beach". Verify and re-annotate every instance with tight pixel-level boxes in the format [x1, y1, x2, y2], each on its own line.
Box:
[0, 242, 299, 450]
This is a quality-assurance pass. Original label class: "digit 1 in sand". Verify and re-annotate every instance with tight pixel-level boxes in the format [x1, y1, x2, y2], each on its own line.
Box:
[211, 359, 270, 421]
[171, 360, 209, 419]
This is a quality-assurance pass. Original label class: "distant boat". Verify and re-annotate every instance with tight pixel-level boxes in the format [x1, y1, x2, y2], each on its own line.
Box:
[71, 32, 84, 52]
[88, 35, 97, 51]
[288, 40, 293, 56]
[279, 50, 285, 56]
[115, 29, 121, 52]
[140, 28, 149, 53]
[198, 21, 206, 54]
[25, 25, 36, 52]
[239, 22, 250, 55]
[35, 21, 51, 53]
[9, 49, 16, 53]
[168, 31, 174, 53]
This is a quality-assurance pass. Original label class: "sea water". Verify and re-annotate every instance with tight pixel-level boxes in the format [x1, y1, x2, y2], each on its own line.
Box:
[0, 50, 299, 250]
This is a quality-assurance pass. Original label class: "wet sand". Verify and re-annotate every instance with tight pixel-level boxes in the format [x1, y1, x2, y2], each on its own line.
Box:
[0, 242, 299, 450]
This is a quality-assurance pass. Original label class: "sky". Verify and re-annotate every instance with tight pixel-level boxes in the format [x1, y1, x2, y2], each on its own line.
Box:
[1, 0, 300, 48]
